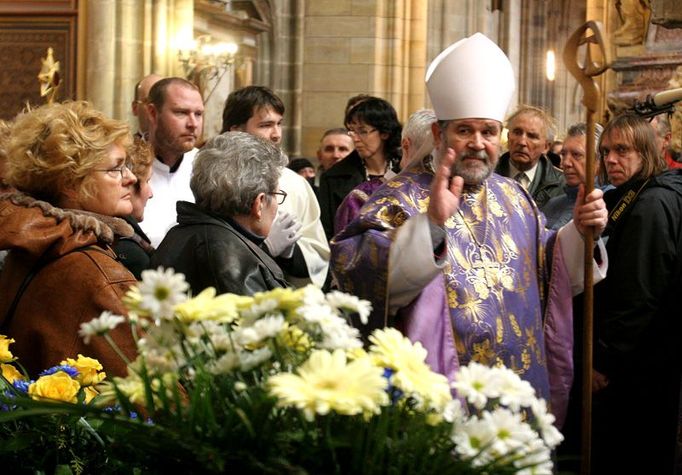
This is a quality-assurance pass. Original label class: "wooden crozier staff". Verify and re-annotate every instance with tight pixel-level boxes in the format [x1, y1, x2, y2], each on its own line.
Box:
[562, 21, 610, 475]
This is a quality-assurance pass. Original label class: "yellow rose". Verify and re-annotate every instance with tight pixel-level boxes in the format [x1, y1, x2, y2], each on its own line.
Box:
[83, 386, 99, 404]
[0, 335, 15, 363]
[60, 355, 106, 386]
[1, 363, 25, 384]
[28, 371, 81, 403]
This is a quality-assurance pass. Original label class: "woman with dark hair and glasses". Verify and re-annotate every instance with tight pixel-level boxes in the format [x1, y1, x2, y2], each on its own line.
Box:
[318, 96, 402, 239]
[0, 101, 138, 377]
[151, 132, 289, 296]
[589, 113, 682, 474]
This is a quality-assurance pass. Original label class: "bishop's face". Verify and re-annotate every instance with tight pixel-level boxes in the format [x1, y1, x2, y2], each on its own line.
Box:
[432, 118, 502, 186]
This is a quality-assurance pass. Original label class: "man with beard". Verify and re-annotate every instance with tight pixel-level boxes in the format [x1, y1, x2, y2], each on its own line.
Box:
[140, 77, 204, 247]
[331, 33, 608, 421]
[495, 106, 565, 209]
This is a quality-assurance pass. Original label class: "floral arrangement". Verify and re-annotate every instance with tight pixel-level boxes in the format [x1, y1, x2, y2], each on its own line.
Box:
[0, 268, 562, 474]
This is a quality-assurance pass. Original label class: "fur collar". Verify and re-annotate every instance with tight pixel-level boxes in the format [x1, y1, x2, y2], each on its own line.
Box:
[1, 189, 134, 244]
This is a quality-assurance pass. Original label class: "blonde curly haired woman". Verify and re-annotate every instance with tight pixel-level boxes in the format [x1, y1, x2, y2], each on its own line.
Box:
[0, 101, 138, 377]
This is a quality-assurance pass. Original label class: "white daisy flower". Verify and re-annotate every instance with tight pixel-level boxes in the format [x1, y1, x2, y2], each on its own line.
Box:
[324, 291, 372, 325]
[451, 362, 499, 409]
[137, 267, 189, 319]
[529, 398, 564, 448]
[235, 315, 286, 346]
[239, 347, 273, 371]
[78, 311, 126, 344]
[493, 366, 536, 411]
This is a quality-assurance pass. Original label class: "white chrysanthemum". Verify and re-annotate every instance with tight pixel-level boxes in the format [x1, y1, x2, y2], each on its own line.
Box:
[451, 362, 500, 409]
[300, 284, 326, 306]
[235, 315, 286, 346]
[317, 316, 363, 351]
[443, 398, 466, 424]
[240, 298, 279, 322]
[207, 352, 240, 375]
[530, 398, 564, 448]
[514, 437, 554, 475]
[137, 267, 189, 319]
[239, 347, 273, 371]
[138, 321, 182, 352]
[492, 366, 536, 411]
[78, 311, 126, 344]
[325, 291, 372, 325]
[295, 303, 339, 325]
[452, 415, 497, 464]
[142, 348, 182, 373]
[482, 407, 537, 458]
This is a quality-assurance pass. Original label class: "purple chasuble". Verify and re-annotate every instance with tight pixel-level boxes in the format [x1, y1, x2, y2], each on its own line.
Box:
[331, 157, 574, 423]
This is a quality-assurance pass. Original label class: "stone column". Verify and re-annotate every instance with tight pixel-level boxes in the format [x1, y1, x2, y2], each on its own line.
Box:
[85, 0, 116, 115]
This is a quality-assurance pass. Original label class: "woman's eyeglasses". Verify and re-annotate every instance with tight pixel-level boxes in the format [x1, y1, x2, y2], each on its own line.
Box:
[95, 162, 134, 180]
[347, 127, 377, 138]
[269, 190, 288, 205]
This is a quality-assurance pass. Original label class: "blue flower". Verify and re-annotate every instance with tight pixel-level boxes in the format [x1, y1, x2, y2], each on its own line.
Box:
[12, 379, 30, 394]
[39, 365, 79, 378]
[382, 367, 404, 404]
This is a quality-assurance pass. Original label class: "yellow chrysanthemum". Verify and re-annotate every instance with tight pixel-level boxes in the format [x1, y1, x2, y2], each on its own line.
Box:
[28, 371, 81, 403]
[61, 355, 106, 386]
[1, 363, 25, 384]
[174, 287, 248, 323]
[369, 328, 452, 412]
[252, 287, 304, 312]
[268, 349, 389, 421]
[276, 324, 311, 353]
[346, 347, 369, 361]
[0, 335, 15, 363]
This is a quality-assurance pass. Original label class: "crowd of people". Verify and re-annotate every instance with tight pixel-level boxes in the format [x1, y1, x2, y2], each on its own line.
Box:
[0, 32, 681, 473]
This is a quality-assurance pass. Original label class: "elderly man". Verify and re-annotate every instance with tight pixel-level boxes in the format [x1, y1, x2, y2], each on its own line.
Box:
[331, 33, 608, 420]
[495, 105, 565, 209]
[139, 77, 204, 247]
[221, 86, 330, 288]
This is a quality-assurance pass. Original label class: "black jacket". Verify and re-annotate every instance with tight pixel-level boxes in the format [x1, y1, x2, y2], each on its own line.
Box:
[318, 150, 366, 239]
[151, 201, 288, 296]
[495, 152, 565, 209]
[113, 215, 154, 280]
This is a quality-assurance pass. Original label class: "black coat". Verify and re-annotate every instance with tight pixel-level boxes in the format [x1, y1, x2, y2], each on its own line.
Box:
[590, 170, 682, 474]
[113, 215, 154, 280]
[151, 201, 288, 296]
[317, 150, 365, 239]
[495, 152, 565, 210]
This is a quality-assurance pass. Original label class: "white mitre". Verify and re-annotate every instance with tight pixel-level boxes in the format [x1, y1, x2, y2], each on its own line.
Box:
[425, 32, 515, 122]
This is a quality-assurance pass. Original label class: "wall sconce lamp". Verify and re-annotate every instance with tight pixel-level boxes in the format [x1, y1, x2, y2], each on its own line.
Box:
[545, 49, 556, 82]
[178, 35, 239, 101]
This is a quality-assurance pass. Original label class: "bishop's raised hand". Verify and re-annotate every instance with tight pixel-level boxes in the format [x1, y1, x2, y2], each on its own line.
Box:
[427, 147, 464, 226]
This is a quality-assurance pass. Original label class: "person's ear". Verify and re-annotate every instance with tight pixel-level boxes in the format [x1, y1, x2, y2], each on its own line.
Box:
[251, 192, 266, 221]
[401, 137, 410, 156]
[147, 103, 158, 125]
[431, 122, 443, 148]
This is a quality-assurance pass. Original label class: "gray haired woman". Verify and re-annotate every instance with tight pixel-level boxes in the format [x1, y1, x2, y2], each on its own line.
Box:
[151, 131, 289, 295]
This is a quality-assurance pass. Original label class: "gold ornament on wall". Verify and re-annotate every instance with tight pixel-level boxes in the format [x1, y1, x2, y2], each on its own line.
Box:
[37, 47, 61, 104]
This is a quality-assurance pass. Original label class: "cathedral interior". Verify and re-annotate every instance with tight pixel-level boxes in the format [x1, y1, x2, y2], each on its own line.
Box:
[0, 0, 680, 160]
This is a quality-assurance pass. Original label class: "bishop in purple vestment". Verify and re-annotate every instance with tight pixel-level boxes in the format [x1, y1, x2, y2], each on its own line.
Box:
[330, 33, 609, 426]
